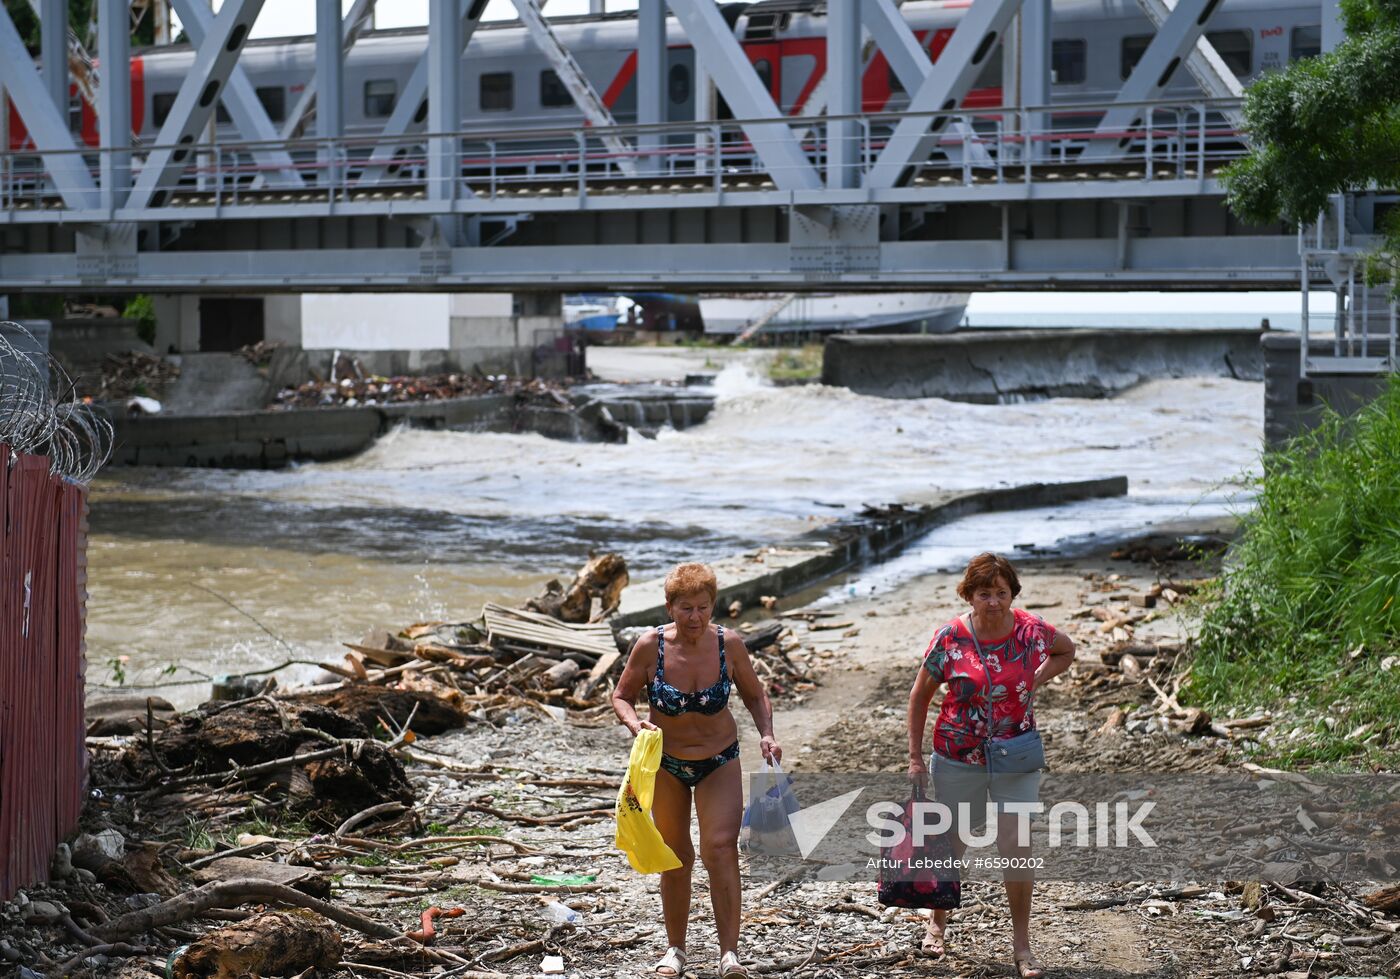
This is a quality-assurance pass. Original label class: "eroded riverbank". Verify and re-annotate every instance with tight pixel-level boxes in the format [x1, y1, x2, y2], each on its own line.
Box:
[14, 533, 1399, 979]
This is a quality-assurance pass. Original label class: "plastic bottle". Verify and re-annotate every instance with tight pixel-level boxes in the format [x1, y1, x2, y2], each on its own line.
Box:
[542, 900, 582, 927]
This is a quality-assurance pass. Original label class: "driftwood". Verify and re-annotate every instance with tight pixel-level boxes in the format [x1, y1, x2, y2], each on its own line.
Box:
[525, 552, 629, 623]
[285, 683, 467, 736]
[93, 878, 400, 943]
[170, 910, 342, 979]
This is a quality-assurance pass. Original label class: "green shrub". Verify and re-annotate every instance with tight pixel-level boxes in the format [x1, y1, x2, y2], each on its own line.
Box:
[123, 294, 157, 346]
[1185, 375, 1400, 767]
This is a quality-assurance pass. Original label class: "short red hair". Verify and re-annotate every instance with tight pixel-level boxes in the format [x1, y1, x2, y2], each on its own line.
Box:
[956, 552, 1022, 602]
[664, 562, 718, 604]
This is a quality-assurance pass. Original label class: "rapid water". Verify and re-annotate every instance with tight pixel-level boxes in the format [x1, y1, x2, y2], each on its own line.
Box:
[88, 364, 1261, 703]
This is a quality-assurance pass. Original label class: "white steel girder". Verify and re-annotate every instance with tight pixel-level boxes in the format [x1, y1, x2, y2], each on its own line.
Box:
[282, 0, 377, 142]
[827, 0, 860, 188]
[858, 0, 993, 167]
[637, 0, 665, 174]
[510, 0, 638, 177]
[315, 0, 344, 186]
[865, 0, 1024, 189]
[1134, 0, 1242, 124]
[427, 0, 460, 203]
[356, 0, 488, 188]
[1082, 0, 1226, 161]
[0, 4, 99, 209]
[167, 0, 301, 188]
[40, 0, 66, 110]
[127, 0, 268, 210]
[98, 0, 131, 209]
[1020, 0, 1050, 161]
[664, 0, 822, 191]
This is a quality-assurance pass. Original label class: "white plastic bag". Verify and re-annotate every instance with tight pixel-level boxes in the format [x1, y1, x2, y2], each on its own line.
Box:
[739, 759, 800, 856]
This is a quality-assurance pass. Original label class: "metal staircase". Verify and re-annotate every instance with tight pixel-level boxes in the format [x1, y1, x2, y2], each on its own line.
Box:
[1299, 196, 1398, 377]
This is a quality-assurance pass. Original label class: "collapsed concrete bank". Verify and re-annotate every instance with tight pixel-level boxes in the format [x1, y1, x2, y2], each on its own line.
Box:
[613, 475, 1129, 628]
[821, 328, 1263, 402]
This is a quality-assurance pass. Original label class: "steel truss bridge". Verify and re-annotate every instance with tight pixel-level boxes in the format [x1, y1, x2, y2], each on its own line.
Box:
[0, 0, 1394, 368]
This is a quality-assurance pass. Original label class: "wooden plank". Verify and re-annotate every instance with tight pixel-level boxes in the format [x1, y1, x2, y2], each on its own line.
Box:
[575, 650, 621, 699]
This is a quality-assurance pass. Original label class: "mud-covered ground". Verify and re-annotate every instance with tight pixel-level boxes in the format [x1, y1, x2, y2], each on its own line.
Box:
[6, 537, 1398, 978]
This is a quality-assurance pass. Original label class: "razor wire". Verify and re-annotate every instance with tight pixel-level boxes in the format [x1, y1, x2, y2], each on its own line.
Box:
[0, 321, 114, 482]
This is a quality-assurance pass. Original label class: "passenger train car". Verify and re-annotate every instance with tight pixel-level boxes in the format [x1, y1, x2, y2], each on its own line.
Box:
[8, 0, 1323, 155]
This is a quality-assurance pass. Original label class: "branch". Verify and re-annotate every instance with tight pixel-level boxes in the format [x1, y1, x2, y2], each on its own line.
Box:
[92, 878, 401, 943]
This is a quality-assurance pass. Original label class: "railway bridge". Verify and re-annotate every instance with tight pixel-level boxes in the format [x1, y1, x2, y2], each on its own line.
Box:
[0, 0, 1393, 373]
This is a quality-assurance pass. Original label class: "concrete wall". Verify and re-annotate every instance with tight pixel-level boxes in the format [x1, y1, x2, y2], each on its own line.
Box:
[1261, 332, 1390, 447]
[821, 328, 1264, 402]
[301, 294, 450, 350]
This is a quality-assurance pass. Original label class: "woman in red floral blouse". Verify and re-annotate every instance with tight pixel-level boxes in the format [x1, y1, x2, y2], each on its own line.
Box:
[907, 553, 1075, 979]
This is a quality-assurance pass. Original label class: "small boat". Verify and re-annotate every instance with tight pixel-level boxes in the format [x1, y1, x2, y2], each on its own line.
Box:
[699, 292, 969, 338]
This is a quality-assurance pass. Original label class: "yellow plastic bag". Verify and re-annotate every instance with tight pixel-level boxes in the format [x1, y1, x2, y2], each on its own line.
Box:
[615, 729, 682, 874]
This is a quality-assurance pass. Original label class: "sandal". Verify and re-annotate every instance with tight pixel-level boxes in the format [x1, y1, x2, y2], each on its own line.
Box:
[920, 927, 946, 959]
[655, 946, 686, 978]
[1014, 953, 1046, 979]
[719, 951, 749, 978]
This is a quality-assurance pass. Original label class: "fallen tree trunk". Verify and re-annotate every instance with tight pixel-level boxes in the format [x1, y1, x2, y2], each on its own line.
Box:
[170, 910, 342, 979]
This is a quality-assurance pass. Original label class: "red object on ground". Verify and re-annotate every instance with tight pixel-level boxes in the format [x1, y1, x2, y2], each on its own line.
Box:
[406, 906, 466, 944]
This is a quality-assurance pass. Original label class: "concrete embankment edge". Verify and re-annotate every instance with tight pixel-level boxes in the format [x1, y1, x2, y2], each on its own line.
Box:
[822, 328, 1263, 401]
[106, 395, 519, 468]
[612, 475, 1129, 628]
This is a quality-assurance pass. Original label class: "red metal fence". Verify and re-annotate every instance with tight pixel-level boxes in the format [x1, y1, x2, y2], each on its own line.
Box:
[0, 443, 88, 900]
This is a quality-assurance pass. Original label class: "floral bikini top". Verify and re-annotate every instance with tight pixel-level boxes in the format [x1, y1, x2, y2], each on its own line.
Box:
[648, 625, 731, 717]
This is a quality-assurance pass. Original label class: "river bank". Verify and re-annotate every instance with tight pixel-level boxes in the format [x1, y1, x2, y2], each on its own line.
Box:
[13, 527, 1399, 978]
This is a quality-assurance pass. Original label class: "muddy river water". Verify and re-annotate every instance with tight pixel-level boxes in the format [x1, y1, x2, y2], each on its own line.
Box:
[86, 361, 1261, 704]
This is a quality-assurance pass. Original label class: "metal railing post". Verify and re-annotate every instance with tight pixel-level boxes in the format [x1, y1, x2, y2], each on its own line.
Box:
[712, 124, 722, 195]
[577, 131, 587, 202]
[1145, 106, 1154, 180]
[1022, 107, 1032, 184]
[1196, 103, 1206, 178]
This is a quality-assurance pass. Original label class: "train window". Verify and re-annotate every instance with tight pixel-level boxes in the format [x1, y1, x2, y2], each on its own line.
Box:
[481, 72, 514, 111]
[216, 102, 231, 124]
[540, 70, 571, 108]
[1120, 35, 1150, 80]
[1290, 25, 1322, 60]
[363, 79, 397, 118]
[1052, 39, 1086, 84]
[669, 63, 691, 105]
[256, 86, 285, 122]
[152, 93, 177, 128]
[1205, 31, 1252, 76]
[753, 59, 773, 93]
[68, 97, 83, 132]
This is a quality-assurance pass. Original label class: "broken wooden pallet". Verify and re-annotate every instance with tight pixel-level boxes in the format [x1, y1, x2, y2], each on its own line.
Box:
[481, 603, 618, 662]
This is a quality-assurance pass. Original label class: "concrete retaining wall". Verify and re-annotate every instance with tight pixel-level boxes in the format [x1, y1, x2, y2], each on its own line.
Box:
[822, 328, 1264, 402]
[108, 395, 516, 468]
[1261, 333, 1391, 448]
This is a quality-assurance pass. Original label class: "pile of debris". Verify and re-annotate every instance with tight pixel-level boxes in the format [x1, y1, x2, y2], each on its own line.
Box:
[272, 371, 573, 410]
[84, 351, 181, 403]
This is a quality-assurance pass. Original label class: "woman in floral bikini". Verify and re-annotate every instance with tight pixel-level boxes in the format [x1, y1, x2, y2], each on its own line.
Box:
[907, 553, 1076, 979]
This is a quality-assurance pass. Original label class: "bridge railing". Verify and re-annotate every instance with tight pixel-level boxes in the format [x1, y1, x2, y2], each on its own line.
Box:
[1, 96, 1248, 216]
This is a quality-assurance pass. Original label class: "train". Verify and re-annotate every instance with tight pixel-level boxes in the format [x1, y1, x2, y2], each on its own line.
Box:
[7, 0, 1323, 154]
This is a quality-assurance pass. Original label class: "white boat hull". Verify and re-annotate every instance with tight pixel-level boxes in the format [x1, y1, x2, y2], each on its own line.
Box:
[700, 292, 969, 336]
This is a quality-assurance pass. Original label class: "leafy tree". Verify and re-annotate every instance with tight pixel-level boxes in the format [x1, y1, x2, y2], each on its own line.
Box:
[1223, 0, 1400, 273]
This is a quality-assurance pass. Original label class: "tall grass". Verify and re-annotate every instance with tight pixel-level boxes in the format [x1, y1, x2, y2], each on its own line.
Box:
[1185, 375, 1400, 767]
